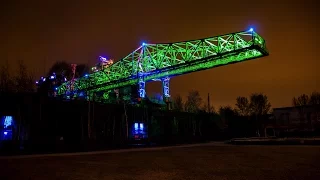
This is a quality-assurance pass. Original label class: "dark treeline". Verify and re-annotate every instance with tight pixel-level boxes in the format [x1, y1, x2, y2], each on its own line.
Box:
[0, 60, 34, 93]
[293, 92, 320, 106]
[171, 91, 272, 137]
[1, 61, 320, 154]
[0, 93, 222, 154]
[1, 89, 318, 154]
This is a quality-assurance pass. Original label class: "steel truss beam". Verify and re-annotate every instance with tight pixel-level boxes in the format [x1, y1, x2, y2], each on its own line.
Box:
[57, 29, 268, 97]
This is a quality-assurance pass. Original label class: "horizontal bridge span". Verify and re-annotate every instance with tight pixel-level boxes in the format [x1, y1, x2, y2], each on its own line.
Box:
[57, 29, 268, 95]
[85, 45, 267, 93]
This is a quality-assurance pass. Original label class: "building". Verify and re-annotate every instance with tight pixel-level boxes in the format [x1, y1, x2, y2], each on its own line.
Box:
[265, 105, 320, 136]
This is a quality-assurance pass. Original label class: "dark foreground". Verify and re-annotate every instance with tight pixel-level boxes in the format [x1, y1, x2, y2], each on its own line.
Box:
[1, 143, 320, 180]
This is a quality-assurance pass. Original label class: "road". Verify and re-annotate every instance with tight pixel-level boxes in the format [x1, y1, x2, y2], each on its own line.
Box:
[1, 142, 320, 180]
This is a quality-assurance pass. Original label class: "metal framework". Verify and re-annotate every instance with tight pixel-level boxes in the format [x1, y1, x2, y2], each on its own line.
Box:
[162, 77, 170, 98]
[138, 76, 146, 98]
[57, 28, 268, 100]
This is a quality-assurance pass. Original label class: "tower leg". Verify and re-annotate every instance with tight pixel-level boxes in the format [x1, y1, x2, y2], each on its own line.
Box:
[138, 77, 146, 99]
[162, 77, 170, 101]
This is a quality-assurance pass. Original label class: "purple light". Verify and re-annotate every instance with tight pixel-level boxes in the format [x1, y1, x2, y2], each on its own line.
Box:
[99, 56, 107, 62]
[4, 131, 8, 135]
[36, 81, 39, 84]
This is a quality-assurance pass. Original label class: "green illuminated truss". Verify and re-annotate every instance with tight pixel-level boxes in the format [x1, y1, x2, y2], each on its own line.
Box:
[57, 29, 268, 95]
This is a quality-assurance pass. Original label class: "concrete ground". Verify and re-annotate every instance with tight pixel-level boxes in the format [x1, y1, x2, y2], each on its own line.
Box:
[0, 142, 320, 180]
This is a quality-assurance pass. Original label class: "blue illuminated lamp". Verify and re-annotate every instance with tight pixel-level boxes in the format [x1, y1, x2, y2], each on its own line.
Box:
[3, 116, 13, 128]
[140, 123, 144, 130]
[79, 92, 84, 97]
[84, 74, 89, 77]
[249, 28, 254, 32]
[3, 131, 8, 135]
[50, 76, 55, 79]
[134, 123, 138, 129]
[142, 42, 146, 46]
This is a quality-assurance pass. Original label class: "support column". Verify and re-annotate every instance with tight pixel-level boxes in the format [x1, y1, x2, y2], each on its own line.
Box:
[114, 89, 119, 99]
[138, 77, 146, 98]
[162, 77, 170, 101]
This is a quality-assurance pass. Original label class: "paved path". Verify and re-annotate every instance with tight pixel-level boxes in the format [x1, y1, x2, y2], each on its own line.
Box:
[1, 143, 320, 180]
[0, 141, 228, 159]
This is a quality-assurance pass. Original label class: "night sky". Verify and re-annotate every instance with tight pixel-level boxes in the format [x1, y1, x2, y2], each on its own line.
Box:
[1, 0, 319, 109]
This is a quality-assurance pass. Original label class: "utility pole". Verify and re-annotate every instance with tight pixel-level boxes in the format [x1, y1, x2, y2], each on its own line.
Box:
[207, 93, 210, 113]
[123, 101, 128, 139]
[88, 95, 91, 139]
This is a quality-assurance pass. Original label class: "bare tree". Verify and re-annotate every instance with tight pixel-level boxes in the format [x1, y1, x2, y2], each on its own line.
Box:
[235, 96, 250, 116]
[184, 90, 202, 137]
[185, 90, 202, 113]
[249, 93, 271, 137]
[47, 61, 72, 78]
[48, 61, 89, 79]
[15, 60, 34, 93]
[172, 95, 184, 111]
[292, 92, 320, 128]
[293, 92, 320, 106]
[309, 91, 320, 105]
[249, 93, 271, 116]
[0, 61, 14, 92]
[292, 94, 309, 106]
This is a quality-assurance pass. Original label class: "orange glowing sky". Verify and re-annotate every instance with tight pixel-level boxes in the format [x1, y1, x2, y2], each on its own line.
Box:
[1, 0, 319, 109]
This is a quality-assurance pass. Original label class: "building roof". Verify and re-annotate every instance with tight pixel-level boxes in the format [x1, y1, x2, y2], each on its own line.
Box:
[273, 104, 320, 111]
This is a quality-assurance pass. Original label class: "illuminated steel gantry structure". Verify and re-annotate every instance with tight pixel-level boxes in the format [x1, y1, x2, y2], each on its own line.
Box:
[57, 28, 269, 102]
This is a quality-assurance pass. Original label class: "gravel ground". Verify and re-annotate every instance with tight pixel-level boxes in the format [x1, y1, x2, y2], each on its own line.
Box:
[0, 144, 320, 180]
